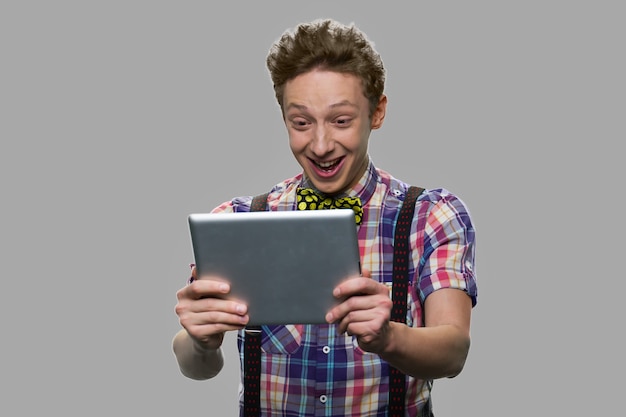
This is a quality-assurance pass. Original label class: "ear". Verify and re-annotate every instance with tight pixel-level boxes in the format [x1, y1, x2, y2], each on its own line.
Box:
[370, 94, 387, 130]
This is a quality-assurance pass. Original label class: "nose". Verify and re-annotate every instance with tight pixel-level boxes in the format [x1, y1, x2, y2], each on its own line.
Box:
[310, 125, 334, 156]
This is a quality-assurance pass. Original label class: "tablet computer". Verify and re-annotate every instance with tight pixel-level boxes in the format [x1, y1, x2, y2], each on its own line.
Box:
[188, 209, 361, 326]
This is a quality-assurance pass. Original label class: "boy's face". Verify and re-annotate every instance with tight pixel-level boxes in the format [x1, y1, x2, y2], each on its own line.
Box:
[282, 69, 386, 196]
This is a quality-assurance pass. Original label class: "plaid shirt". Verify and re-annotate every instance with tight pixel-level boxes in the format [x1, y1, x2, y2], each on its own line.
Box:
[209, 159, 477, 417]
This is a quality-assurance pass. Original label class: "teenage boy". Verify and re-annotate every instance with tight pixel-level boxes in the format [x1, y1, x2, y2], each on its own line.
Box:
[173, 18, 477, 417]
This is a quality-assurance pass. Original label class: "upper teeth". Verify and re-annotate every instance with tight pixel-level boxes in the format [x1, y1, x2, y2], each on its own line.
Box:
[318, 160, 336, 168]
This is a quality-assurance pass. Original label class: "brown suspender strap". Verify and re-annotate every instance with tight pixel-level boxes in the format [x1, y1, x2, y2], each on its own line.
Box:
[244, 187, 424, 417]
[389, 185, 425, 417]
[250, 192, 270, 212]
[243, 328, 261, 416]
[243, 192, 269, 417]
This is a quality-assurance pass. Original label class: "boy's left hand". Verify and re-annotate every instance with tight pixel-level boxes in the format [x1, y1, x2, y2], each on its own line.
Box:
[325, 269, 394, 354]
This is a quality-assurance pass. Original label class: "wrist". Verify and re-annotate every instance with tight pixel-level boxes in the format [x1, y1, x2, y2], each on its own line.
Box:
[377, 321, 403, 358]
[191, 332, 225, 354]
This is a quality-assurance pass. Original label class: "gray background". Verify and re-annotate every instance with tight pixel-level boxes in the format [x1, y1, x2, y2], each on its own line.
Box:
[2, 1, 623, 415]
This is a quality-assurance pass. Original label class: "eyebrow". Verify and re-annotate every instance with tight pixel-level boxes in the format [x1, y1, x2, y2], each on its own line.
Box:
[285, 100, 359, 112]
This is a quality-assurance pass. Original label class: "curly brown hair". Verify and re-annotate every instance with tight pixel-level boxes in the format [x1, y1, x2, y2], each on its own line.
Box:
[266, 19, 386, 117]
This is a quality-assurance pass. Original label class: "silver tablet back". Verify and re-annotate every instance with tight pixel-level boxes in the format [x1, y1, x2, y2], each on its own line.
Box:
[188, 209, 361, 326]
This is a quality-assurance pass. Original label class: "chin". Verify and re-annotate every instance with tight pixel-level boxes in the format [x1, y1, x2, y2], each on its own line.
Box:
[313, 183, 347, 196]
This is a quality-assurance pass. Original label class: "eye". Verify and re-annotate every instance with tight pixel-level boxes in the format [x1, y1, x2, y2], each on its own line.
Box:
[334, 117, 352, 127]
[289, 117, 311, 130]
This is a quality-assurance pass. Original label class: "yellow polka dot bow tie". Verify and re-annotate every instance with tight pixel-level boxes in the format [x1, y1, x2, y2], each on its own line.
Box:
[296, 187, 363, 225]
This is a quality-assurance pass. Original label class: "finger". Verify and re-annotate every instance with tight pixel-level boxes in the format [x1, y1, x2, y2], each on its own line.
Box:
[336, 308, 390, 341]
[179, 278, 232, 301]
[335, 310, 376, 335]
[192, 309, 250, 328]
[334, 277, 388, 299]
[326, 297, 368, 326]
[185, 319, 248, 343]
[194, 296, 248, 315]
[327, 294, 391, 325]
[176, 290, 248, 320]
[178, 302, 250, 334]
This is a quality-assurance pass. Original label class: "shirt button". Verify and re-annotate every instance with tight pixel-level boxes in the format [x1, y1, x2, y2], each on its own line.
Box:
[319, 395, 328, 404]
[322, 346, 330, 354]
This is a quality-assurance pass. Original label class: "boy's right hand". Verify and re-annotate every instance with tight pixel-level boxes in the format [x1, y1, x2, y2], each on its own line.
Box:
[174, 266, 250, 350]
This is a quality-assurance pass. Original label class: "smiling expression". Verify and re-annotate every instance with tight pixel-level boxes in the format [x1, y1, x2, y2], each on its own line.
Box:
[282, 69, 387, 196]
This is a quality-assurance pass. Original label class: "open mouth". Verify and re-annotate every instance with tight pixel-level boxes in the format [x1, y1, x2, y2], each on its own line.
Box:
[314, 157, 342, 172]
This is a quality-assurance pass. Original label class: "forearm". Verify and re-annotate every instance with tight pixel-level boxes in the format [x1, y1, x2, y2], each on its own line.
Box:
[172, 329, 225, 380]
[379, 321, 470, 380]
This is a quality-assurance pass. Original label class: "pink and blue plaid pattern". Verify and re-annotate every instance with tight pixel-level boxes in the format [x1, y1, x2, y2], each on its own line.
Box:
[208, 159, 477, 416]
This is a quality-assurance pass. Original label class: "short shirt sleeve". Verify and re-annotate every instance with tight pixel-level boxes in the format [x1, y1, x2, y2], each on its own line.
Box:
[414, 189, 478, 307]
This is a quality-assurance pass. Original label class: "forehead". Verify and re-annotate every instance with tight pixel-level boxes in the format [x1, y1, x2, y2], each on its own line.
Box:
[283, 70, 367, 109]
[286, 69, 363, 90]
